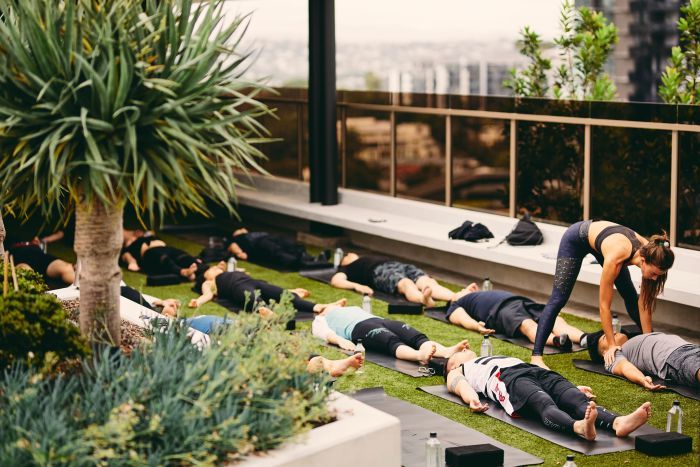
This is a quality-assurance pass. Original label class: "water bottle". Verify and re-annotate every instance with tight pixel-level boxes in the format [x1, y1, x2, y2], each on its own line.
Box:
[612, 313, 621, 334]
[227, 257, 237, 272]
[333, 248, 344, 269]
[425, 432, 443, 467]
[362, 294, 372, 313]
[482, 277, 493, 291]
[354, 339, 365, 374]
[480, 335, 493, 357]
[562, 454, 577, 467]
[666, 400, 683, 433]
[39, 239, 47, 253]
[208, 236, 216, 248]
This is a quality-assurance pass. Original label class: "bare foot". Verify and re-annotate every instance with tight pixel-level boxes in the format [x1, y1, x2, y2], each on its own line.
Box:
[314, 298, 348, 313]
[422, 286, 436, 308]
[613, 402, 651, 437]
[574, 401, 598, 441]
[180, 263, 198, 279]
[530, 356, 550, 370]
[289, 288, 310, 298]
[418, 342, 437, 365]
[258, 307, 274, 319]
[439, 339, 471, 358]
[327, 354, 364, 376]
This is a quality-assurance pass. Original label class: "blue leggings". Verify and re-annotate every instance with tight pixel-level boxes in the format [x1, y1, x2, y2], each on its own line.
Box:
[532, 221, 641, 356]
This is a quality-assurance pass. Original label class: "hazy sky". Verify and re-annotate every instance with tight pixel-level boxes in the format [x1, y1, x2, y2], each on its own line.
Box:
[223, 0, 563, 43]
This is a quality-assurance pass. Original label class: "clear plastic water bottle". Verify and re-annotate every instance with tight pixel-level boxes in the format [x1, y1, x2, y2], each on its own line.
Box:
[480, 335, 493, 357]
[362, 294, 372, 313]
[482, 277, 493, 291]
[562, 454, 577, 467]
[333, 248, 344, 269]
[208, 236, 216, 248]
[612, 313, 621, 334]
[425, 432, 443, 467]
[227, 257, 236, 272]
[666, 400, 683, 433]
[354, 339, 365, 374]
[39, 239, 47, 253]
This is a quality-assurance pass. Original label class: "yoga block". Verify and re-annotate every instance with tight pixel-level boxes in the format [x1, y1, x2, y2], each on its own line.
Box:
[635, 432, 692, 456]
[285, 319, 296, 331]
[146, 274, 182, 286]
[388, 303, 423, 314]
[446, 444, 504, 467]
[428, 357, 447, 376]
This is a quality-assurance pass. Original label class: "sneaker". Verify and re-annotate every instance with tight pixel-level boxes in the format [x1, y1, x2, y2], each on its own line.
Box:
[553, 333, 573, 351]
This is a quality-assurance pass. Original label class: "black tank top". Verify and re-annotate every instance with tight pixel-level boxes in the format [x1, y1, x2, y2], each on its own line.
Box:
[124, 235, 159, 261]
[214, 271, 254, 298]
[337, 255, 389, 286]
[593, 225, 641, 262]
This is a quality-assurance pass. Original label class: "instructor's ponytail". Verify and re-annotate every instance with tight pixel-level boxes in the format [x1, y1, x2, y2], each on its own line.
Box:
[639, 233, 674, 314]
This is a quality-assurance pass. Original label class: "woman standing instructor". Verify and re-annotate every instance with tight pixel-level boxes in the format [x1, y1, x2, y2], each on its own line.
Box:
[531, 220, 674, 369]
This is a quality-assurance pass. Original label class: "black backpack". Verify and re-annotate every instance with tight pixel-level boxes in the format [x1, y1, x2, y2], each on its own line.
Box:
[448, 220, 494, 242]
[505, 213, 544, 246]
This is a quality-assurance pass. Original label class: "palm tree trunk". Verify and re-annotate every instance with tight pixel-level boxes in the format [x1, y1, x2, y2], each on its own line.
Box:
[0, 209, 5, 255]
[74, 199, 123, 346]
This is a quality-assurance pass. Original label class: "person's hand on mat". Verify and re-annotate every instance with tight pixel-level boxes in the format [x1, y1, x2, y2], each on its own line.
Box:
[237, 252, 248, 260]
[642, 376, 666, 391]
[469, 399, 489, 413]
[477, 321, 496, 335]
[466, 282, 479, 293]
[577, 386, 596, 400]
[127, 263, 140, 272]
[188, 299, 199, 308]
[354, 285, 373, 296]
[338, 338, 356, 352]
[603, 345, 621, 367]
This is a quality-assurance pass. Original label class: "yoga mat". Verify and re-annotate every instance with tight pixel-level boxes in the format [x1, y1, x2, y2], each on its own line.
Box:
[418, 385, 663, 455]
[300, 267, 421, 307]
[424, 309, 584, 355]
[213, 298, 314, 322]
[320, 342, 431, 378]
[573, 359, 700, 402]
[351, 387, 542, 467]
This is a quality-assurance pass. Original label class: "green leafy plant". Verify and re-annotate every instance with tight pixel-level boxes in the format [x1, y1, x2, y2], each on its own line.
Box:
[0, 297, 330, 465]
[0, 0, 271, 345]
[505, 0, 618, 100]
[0, 262, 49, 295]
[0, 292, 89, 369]
[659, 0, 700, 104]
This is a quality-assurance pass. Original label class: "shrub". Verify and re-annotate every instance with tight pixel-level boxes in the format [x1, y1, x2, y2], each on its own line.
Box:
[0, 292, 89, 369]
[0, 262, 48, 294]
[0, 296, 330, 465]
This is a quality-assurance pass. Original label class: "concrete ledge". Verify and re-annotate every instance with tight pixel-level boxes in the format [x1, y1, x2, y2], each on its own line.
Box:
[239, 391, 401, 467]
[236, 175, 700, 331]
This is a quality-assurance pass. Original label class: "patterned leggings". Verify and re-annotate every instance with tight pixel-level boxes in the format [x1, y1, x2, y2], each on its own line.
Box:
[532, 221, 641, 356]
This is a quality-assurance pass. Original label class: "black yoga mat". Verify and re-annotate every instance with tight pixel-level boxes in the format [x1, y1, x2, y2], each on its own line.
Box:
[424, 309, 585, 355]
[351, 387, 542, 467]
[321, 342, 432, 378]
[573, 359, 700, 402]
[418, 385, 663, 455]
[213, 298, 315, 322]
[300, 267, 421, 308]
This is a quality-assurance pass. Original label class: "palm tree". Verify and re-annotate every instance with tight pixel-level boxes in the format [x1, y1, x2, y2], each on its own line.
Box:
[0, 0, 270, 345]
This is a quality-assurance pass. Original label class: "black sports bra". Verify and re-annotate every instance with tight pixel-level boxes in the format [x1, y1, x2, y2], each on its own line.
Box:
[593, 225, 641, 262]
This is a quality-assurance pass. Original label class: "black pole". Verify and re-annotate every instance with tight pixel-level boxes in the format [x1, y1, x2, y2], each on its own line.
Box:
[308, 0, 338, 205]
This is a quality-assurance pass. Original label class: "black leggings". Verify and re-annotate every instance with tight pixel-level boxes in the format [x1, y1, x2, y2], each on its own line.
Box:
[533, 220, 641, 356]
[141, 246, 199, 276]
[254, 236, 308, 269]
[350, 317, 429, 356]
[520, 387, 617, 435]
[222, 277, 316, 313]
[120, 285, 153, 310]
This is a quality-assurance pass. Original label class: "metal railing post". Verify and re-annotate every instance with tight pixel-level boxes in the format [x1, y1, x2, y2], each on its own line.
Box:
[340, 106, 347, 188]
[445, 115, 452, 207]
[390, 110, 396, 197]
[670, 130, 678, 246]
[583, 124, 591, 220]
[509, 119, 516, 218]
[297, 103, 304, 181]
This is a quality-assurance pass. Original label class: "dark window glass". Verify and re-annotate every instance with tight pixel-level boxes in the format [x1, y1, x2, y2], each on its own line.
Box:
[451, 117, 509, 214]
[345, 109, 392, 193]
[255, 102, 300, 179]
[516, 122, 584, 224]
[678, 132, 700, 250]
[395, 112, 446, 203]
[590, 127, 671, 236]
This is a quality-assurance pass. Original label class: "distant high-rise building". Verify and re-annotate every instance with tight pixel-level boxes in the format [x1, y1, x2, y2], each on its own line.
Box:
[578, 0, 682, 102]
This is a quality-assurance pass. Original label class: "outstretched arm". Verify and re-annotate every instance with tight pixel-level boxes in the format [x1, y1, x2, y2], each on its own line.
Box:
[189, 281, 215, 308]
[448, 307, 495, 335]
[599, 259, 624, 365]
[447, 369, 488, 412]
[121, 252, 140, 272]
[228, 242, 248, 260]
[330, 272, 373, 295]
[312, 315, 356, 351]
[611, 358, 666, 391]
[41, 231, 65, 244]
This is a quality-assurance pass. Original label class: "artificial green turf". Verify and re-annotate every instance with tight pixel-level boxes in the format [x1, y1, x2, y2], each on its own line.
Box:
[48, 235, 699, 466]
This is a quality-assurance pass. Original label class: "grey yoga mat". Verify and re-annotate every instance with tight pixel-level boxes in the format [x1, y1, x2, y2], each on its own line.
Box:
[351, 387, 542, 467]
[424, 309, 585, 355]
[213, 298, 315, 322]
[320, 342, 432, 378]
[418, 384, 663, 455]
[299, 267, 422, 308]
[573, 359, 700, 402]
